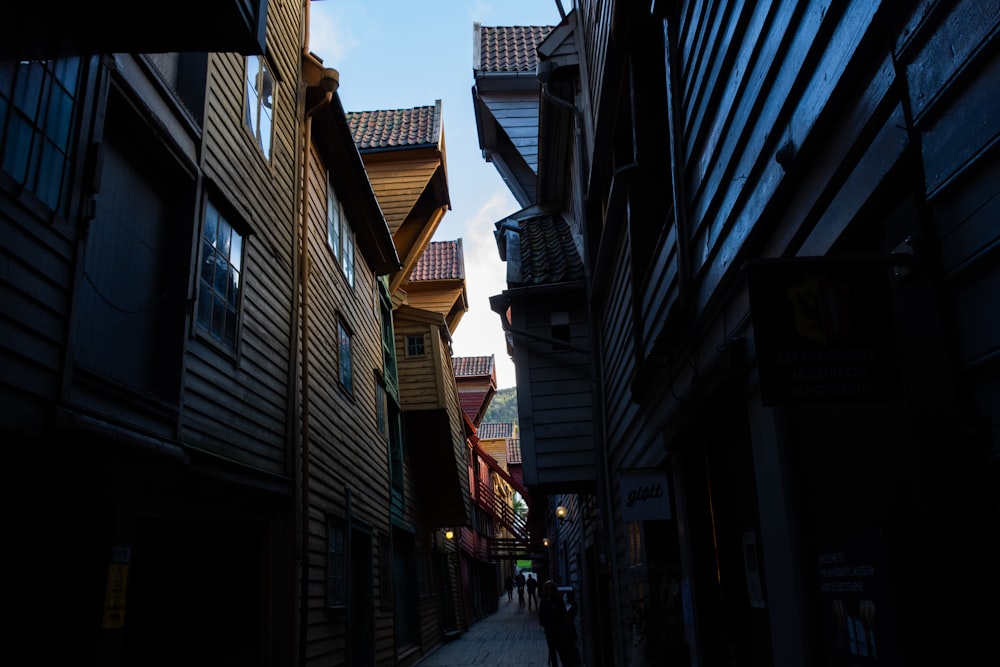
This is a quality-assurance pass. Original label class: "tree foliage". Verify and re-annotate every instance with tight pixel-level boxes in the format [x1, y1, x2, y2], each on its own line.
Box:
[483, 386, 518, 424]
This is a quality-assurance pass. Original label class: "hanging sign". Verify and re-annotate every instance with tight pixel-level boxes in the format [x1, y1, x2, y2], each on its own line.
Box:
[619, 469, 671, 521]
[746, 257, 902, 406]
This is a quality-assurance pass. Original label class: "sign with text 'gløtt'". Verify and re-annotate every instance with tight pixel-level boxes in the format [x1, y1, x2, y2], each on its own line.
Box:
[619, 469, 671, 521]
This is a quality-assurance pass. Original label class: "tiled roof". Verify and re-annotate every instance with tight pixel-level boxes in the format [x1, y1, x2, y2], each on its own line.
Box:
[518, 214, 584, 285]
[454, 355, 495, 378]
[478, 25, 554, 73]
[347, 100, 441, 151]
[478, 422, 515, 440]
[506, 438, 521, 465]
[411, 239, 465, 281]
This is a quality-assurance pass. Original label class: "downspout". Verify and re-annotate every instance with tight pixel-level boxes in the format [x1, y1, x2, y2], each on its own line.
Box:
[297, 65, 338, 667]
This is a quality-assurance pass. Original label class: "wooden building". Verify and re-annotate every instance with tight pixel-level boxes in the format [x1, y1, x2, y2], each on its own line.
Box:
[298, 47, 401, 667]
[1, 3, 476, 666]
[452, 356, 531, 621]
[349, 107, 470, 664]
[0, 2, 304, 665]
[475, 1, 1000, 666]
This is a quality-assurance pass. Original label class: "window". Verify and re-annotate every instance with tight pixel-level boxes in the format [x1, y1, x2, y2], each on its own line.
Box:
[376, 376, 386, 435]
[406, 334, 425, 357]
[388, 399, 404, 494]
[244, 55, 274, 159]
[0, 57, 81, 212]
[551, 311, 571, 349]
[327, 518, 346, 608]
[378, 278, 397, 389]
[197, 200, 244, 350]
[338, 319, 353, 394]
[327, 179, 355, 287]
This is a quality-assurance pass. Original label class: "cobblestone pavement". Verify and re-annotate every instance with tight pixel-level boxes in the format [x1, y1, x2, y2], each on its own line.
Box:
[414, 595, 556, 666]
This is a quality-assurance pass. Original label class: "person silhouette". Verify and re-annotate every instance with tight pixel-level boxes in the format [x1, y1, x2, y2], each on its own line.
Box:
[515, 571, 526, 608]
[538, 580, 582, 667]
[526, 573, 539, 610]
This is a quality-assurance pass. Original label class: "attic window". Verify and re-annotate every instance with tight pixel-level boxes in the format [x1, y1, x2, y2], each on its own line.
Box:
[406, 335, 425, 357]
[551, 312, 571, 349]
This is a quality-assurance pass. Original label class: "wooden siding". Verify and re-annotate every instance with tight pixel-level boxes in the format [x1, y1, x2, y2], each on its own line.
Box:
[179, 1, 301, 472]
[302, 134, 396, 664]
[364, 158, 441, 233]
[395, 316, 452, 411]
[404, 282, 465, 317]
[511, 286, 595, 488]
[907, 0, 1000, 462]
[479, 92, 542, 174]
[0, 154, 83, 430]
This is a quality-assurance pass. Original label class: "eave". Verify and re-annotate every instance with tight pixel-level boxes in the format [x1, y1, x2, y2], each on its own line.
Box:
[304, 56, 400, 275]
[4, 1, 268, 59]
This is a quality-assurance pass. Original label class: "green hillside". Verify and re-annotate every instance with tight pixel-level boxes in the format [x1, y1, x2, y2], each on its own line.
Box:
[483, 386, 518, 424]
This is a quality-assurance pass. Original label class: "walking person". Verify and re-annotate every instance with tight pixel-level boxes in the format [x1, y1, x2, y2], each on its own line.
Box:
[538, 580, 581, 667]
[515, 570, 526, 608]
[526, 573, 539, 610]
[505, 574, 515, 602]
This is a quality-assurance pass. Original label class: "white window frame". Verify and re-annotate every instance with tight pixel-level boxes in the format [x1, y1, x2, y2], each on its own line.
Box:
[326, 178, 355, 287]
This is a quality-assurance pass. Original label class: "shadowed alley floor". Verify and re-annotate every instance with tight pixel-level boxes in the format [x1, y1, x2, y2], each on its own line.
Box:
[414, 595, 562, 666]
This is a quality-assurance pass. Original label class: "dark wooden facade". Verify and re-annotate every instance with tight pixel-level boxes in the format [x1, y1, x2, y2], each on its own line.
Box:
[299, 50, 402, 667]
[347, 104, 472, 664]
[477, 1, 1000, 666]
[0, 2, 302, 665]
[1, 3, 478, 667]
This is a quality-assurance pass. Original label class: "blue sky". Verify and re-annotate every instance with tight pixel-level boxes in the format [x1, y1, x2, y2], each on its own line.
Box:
[308, 1, 566, 389]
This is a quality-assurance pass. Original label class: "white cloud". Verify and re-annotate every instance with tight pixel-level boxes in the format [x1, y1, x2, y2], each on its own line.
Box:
[450, 188, 518, 388]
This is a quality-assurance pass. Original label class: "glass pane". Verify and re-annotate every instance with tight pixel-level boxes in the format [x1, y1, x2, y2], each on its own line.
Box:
[213, 256, 230, 296]
[201, 240, 215, 285]
[34, 139, 63, 209]
[259, 97, 272, 158]
[217, 219, 231, 256]
[3, 114, 33, 181]
[211, 295, 226, 341]
[343, 232, 354, 287]
[230, 230, 243, 272]
[203, 203, 218, 248]
[12, 62, 43, 117]
[245, 58, 259, 135]
[224, 306, 237, 348]
[197, 281, 213, 329]
[44, 85, 73, 149]
[327, 188, 340, 257]
[0, 61, 15, 95]
[228, 268, 241, 307]
[53, 58, 80, 91]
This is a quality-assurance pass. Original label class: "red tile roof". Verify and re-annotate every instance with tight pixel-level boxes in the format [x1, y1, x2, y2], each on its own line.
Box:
[506, 438, 521, 465]
[347, 100, 442, 151]
[477, 25, 554, 73]
[478, 422, 515, 440]
[454, 355, 495, 378]
[411, 239, 465, 281]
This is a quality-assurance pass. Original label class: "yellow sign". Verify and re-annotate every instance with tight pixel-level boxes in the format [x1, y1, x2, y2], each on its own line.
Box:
[101, 563, 129, 629]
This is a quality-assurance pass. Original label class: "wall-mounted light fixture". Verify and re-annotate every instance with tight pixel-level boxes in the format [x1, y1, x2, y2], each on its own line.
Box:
[444, 529, 454, 540]
[542, 537, 550, 547]
[555, 505, 569, 523]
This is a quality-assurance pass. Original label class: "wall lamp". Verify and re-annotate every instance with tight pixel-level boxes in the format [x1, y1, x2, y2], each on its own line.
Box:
[542, 537, 550, 547]
[555, 505, 569, 523]
[444, 529, 455, 540]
